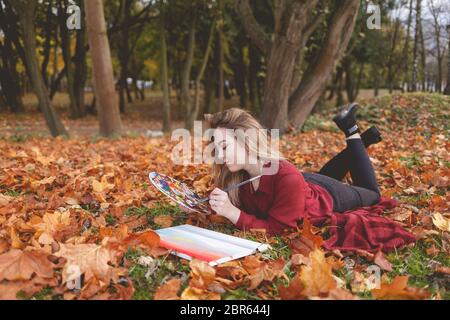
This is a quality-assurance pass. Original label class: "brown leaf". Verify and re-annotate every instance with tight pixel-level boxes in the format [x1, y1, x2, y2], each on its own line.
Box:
[180, 286, 221, 300]
[434, 266, 450, 275]
[0, 249, 55, 281]
[371, 276, 430, 300]
[0, 238, 9, 254]
[54, 243, 119, 284]
[154, 278, 181, 300]
[153, 215, 174, 228]
[189, 259, 216, 289]
[119, 229, 160, 253]
[278, 274, 304, 300]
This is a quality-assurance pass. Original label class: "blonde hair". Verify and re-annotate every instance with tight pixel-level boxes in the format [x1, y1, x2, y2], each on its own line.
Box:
[204, 108, 281, 206]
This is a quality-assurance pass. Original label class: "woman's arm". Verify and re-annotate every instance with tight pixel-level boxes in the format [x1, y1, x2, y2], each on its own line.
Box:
[235, 174, 307, 235]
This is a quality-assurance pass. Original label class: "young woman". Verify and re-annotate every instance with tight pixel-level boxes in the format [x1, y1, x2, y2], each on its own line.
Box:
[199, 106, 415, 252]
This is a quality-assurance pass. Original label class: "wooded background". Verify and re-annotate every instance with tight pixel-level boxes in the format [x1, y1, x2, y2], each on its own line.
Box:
[0, 0, 449, 136]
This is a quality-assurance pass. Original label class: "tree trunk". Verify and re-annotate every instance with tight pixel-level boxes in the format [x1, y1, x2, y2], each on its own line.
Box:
[217, 5, 225, 112]
[189, 19, 216, 130]
[344, 58, 355, 102]
[73, 1, 87, 117]
[0, 37, 24, 113]
[260, 38, 298, 130]
[12, 0, 68, 137]
[41, 0, 53, 87]
[288, 0, 360, 130]
[203, 66, 216, 114]
[58, 0, 80, 118]
[444, 25, 450, 95]
[180, 14, 196, 127]
[418, 0, 426, 91]
[373, 64, 379, 97]
[411, 0, 421, 92]
[335, 65, 344, 107]
[231, 35, 248, 108]
[248, 44, 261, 115]
[429, 1, 443, 92]
[387, 19, 400, 93]
[402, 0, 414, 90]
[84, 0, 122, 137]
[159, 1, 171, 133]
[118, 0, 132, 113]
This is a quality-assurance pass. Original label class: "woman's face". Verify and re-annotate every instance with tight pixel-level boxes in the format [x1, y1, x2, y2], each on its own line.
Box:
[212, 127, 251, 172]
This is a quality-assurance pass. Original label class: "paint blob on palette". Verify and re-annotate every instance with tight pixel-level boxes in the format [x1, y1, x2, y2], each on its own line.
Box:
[149, 172, 211, 215]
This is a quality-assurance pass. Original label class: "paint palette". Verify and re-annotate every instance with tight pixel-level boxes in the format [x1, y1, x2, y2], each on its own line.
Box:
[149, 172, 211, 215]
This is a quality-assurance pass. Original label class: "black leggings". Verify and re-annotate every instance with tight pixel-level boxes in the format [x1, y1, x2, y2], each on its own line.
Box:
[302, 138, 381, 212]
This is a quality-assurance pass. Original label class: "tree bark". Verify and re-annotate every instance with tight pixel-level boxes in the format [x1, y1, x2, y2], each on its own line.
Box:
[411, 0, 421, 91]
[387, 18, 400, 93]
[84, 0, 123, 137]
[58, 0, 79, 118]
[118, 0, 132, 113]
[248, 44, 261, 115]
[159, 0, 171, 133]
[216, 26, 225, 113]
[203, 66, 216, 114]
[12, 0, 68, 137]
[402, 0, 414, 91]
[189, 19, 216, 130]
[180, 14, 196, 126]
[0, 36, 24, 113]
[231, 35, 248, 108]
[418, 0, 426, 91]
[73, 0, 87, 117]
[41, 0, 53, 87]
[428, 0, 444, 92]
[444, 25, 450, 95]
[288, 0, 360, 130]
[237, 0, 359, 131]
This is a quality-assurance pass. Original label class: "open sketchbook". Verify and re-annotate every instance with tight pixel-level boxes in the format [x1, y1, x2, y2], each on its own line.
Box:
[155, 224, 270, 266]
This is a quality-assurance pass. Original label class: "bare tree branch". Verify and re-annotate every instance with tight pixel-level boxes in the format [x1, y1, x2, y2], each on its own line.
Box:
[272, 0, 285, 34]
[235, 0, 272, 55]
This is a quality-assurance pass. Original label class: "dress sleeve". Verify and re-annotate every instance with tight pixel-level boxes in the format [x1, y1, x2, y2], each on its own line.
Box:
[235, 173, 306, 235]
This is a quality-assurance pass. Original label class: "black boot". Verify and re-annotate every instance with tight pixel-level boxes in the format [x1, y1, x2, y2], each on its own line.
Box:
[361, 126, 382, 147]
[333, 103, 360, 137]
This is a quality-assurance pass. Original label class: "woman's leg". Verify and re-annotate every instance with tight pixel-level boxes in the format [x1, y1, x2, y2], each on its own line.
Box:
[345, 135, 380, 194]
[309, 133, 382, 212]
[302, 172, 381, 212]
[318, 126, 382, 182]
[318, 148, 349, 181]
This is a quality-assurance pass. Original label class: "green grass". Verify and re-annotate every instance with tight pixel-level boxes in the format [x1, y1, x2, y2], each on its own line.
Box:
[222, 287, 261, 300]
[3, 189, 22, 197]
[125, 248, 190, 300]
[105, 213, 117, 226]
[124, 202, 188, 230]
[386, 238, 450, 299]
[17, 286, 54, 300]
[399, 153, 422, 169]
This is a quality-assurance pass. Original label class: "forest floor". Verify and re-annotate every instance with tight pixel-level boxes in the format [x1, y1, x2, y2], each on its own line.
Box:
[0, 92, 448, 300]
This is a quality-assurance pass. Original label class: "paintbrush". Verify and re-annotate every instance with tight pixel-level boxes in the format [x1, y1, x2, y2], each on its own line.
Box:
[195, 175, 262, 204]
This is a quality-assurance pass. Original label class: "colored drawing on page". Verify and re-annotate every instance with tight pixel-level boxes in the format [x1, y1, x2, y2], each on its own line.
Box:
[149, 172, 211, 215]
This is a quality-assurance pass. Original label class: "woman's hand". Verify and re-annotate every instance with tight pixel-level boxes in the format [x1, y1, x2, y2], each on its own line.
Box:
[209, 188, 241, 224]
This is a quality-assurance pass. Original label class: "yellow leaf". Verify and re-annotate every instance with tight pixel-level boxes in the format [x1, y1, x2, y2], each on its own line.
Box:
[431, 212, 450, 232]
[299, 249, 336, 297]
[54, 243, 119, 284]
[92, 176, 114, 193]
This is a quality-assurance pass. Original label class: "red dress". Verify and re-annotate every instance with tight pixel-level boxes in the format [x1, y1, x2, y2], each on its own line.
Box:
[235, 160, 416, 253]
